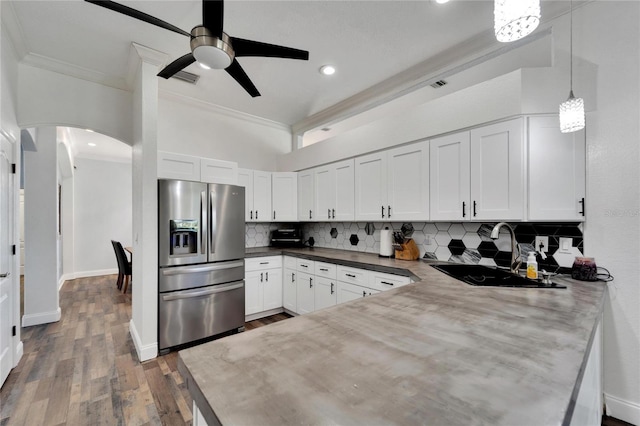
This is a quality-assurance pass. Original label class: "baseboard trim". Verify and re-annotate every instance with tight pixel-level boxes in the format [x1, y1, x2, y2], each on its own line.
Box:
[63, 269, 118, 281]
[22, 307, 61, 327]
[129, 319, 158, 362]
[605, 393, 640, 425]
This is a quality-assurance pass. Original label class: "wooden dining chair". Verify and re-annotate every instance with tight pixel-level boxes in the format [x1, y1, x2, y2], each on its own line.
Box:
[111, 240, 132, 293]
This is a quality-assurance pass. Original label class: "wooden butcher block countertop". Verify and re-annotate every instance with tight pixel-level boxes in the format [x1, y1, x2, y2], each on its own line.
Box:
[178, 247, 607, 426]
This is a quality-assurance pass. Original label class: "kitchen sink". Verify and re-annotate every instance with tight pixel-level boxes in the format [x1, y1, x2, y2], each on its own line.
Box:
[431, 264, 566, 289]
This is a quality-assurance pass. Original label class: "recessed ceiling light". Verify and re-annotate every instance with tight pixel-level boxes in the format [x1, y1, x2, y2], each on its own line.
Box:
[435, 0, 450, 3]
[88, 142, 97, 147]
[320, 65, 336, 76]
[199, 63, 211, 70]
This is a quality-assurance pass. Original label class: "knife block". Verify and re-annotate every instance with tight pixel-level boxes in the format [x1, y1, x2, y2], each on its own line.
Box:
[395, 239, 420, 261]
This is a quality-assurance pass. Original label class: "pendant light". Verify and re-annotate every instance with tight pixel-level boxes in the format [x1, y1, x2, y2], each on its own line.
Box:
[559, 0, 585, 133]
[494, 0, 540, 43]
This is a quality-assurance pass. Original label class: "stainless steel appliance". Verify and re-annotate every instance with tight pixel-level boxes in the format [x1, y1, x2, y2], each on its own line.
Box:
[158, 179, 245, 353]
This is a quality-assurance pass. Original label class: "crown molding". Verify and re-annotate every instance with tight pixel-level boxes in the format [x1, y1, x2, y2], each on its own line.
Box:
[126, 42, 168, 88]
[158, 89, 292, 133]
[1, 1, 28, 60]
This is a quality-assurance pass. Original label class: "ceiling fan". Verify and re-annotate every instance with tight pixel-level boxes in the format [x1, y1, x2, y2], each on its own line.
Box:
[85, 0, 310, 97]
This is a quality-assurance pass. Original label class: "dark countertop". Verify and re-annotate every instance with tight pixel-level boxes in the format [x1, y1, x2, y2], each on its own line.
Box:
[179, 246, 607, 425]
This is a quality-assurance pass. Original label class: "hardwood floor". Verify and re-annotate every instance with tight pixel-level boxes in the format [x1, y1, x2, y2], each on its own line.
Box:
[0, 275, 630, 426]
[0, 275, 291, 426]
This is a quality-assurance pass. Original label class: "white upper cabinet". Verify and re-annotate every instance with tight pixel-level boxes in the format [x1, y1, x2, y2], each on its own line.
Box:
[315, 159, 355, 222]
[272, 172, 298, 222]
[355, 142, 429, 221]
[528, 116, 586, 221]
[386, 142, 429, 221]
[430, 131, 471, 221]
[297, 169, 315, 221]
[238, 169, 272, 222]
[200, 158, 238, 184]
[470, 118, 524, 221]
[158, 151, 238, 184]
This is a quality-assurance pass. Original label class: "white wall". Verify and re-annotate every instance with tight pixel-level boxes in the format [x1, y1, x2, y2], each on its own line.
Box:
[158, 94, 291, 171]
[579, 3, 640, 424]
[72, 157, 132, 277]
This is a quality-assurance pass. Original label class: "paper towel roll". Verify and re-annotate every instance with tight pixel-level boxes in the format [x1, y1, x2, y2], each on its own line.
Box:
[379, 228, 394, 257]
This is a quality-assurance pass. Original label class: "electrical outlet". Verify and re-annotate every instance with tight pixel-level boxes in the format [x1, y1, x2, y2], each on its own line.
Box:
[559, 237, 573, 253]
[535, 236, 549, 253]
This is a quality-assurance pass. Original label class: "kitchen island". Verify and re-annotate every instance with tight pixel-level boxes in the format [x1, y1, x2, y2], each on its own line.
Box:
[179, 248, 607, 425]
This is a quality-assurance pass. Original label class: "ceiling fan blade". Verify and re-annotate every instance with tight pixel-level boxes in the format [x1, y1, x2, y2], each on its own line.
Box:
[157, 53, 196, 79]
[231, 37, 309, 60]
[225, 59, 260, 97]
[202, 0, 224, 38]
[84, 0, 190, 37]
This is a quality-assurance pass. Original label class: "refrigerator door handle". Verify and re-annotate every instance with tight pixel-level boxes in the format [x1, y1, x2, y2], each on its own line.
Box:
[161, 282, 244, 301]
[160, 261, 244, 276]
[200, 190, 207, 254]
[210, 190, 217, 255]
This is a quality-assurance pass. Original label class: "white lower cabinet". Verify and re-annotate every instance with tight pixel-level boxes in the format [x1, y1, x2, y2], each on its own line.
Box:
[314, 277, 337, 311]
[283, 267, 297, 313]
[245, 256, 283, 319]
[337, 281, 379, 304]
[296, 271, 315, 315]
[369, 271, 412, 292]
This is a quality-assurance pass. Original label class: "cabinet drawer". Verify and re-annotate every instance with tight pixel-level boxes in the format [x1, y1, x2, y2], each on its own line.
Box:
[337, 265, 370, 287]
[283, 256, 297, 270]
[336, 281, 379, 304]
[245, 256, 282, 271]
[297, 259, 315, 272]
[315, 262, 337, 279]
[369, 271, 411, 292]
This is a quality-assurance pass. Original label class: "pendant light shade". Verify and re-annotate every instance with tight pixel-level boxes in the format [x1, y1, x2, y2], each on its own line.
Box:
[559, 0, 585, 133]
[494, 0, 540, 42]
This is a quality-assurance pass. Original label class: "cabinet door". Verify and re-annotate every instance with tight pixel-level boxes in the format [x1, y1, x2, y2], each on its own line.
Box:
[336, 281, 378, 304]
[245, 270, 264, 316]
[262, 268, 283, 311]
[387, 141, 429, 221]
[237, 168, 254, 221]
[283, 268, 297, 313]
[201, 158, 238, 185]
[272, 172, 297, 222]
[355, 152, 388, 221]
[252, 171, 272, 222]
[528, 116, 586, 221]
[314, 165, 335, 221]
[296, 272, 315, 315]
[157, 151, 201, 181]
[333, 159, 355, 221]
[297, 169, 315, 221]
[430, 131, 471, 221]
[470, 119, 524, 221]
[314, 276, 337, 311]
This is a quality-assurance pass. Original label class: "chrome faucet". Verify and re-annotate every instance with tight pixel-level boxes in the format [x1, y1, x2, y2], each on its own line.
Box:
[490, 222, 521, 274]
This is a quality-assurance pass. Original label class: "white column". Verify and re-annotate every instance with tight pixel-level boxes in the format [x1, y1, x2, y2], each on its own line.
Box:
[23, 126, 60, 326]
[129, 43, 166, 361]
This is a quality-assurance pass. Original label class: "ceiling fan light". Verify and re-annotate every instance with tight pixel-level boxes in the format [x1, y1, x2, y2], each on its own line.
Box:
[193, 45, 232, 70]
[559, 92, 585, 133]
[494, 0, 540, 42]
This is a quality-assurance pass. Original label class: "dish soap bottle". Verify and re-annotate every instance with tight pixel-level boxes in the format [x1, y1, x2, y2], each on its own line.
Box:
[526, 252, 538, 279]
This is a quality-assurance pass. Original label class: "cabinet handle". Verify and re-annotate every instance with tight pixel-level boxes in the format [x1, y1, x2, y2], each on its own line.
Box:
[320, 268, 328, 272]
[328, 209, 331, 220]
[291, 273, 295, 282]
[256, 210, 259, 220]
[381, 205, 385, 218]
[346, 273, 356, 278]
[380, 281, 394, 286]
[310, 277, 313, 288]
[273, 211, 276, 220]
[363, 290, 366, 297]
[332, 209, 335, 219]
[250, 210, 253, 220]
[473, 201, 477, 217]
[301, 264, 308, 268]
[331, 282, 334, 294]
[266, 272, 269, 281]
[579, 197, 585, 216]
[309, 210, 312, 219]
[388, 205, 391, 218]
[259, 262, 269, 265]
[462, 201, 466, 218]
[260, 272, 263, 282]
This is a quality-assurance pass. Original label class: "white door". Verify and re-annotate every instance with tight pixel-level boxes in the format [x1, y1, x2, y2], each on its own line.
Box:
[333, 159, 355, 221]
[297, 169, 315, 221]
[387, 141, 429, 221]
[271, 172, 297, 222]
[430, 131, 471, 221]
[296, 272, 314, 315]
[252, 171, 272, 222]
[314, 276, 336, 311]
[262, 268, 283, 311]
[237, 169, 254, 221]
[244, 271, 264, 316]
[0, 133, 15, 387]
[355, 152, 388, 221]
[528, 116, 586, 221]
[283, 268, 297, 313]
[314, 165, 334, 221]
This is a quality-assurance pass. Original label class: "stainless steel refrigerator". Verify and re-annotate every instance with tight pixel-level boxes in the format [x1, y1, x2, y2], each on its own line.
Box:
[158, 179, 245, 353]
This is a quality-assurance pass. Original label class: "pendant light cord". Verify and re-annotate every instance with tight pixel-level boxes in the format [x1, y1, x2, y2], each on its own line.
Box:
[569, 0, 573, 92]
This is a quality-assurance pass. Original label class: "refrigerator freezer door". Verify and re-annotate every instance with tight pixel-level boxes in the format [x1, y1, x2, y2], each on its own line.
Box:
[158, 259, 244, 293]
[158, 180, 209, 267]
[209, 184, 245, 262]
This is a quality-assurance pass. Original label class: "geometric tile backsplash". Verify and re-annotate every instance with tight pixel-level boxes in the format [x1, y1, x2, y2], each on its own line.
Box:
[246, 221, 584, 273]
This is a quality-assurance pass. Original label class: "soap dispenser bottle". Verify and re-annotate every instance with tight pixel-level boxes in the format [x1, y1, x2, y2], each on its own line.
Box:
[526, 252, 538, 279]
